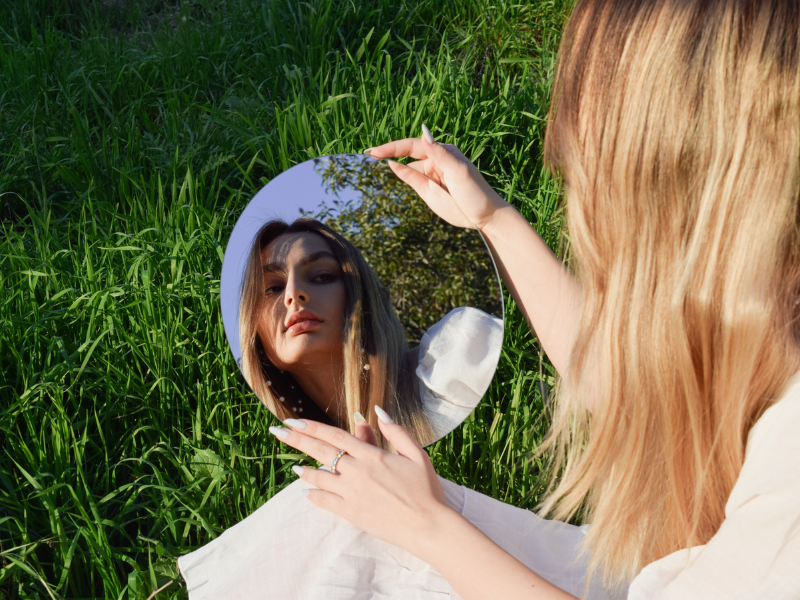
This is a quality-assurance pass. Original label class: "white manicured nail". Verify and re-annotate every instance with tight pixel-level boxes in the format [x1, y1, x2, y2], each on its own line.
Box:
[302, 489, 310, 497]
[292, 465, 305, 477]
[374, 405, 393, 424]
[421, 124, 435, 144]
[284, 418, 307, 429]
[362, 148, 374, 156]
[269, 426, 290, 440]
[354, 411, 366, 424]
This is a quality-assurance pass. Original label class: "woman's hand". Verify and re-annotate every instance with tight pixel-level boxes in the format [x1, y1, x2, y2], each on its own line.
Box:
[270, 408, 454, 558]
[369, 126, 583, 379]
[270, 410, 578, 600]
[365, 125, 510, 231]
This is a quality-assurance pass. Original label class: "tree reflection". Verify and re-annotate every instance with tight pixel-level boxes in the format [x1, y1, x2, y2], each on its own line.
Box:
[311, 154, 501, 345]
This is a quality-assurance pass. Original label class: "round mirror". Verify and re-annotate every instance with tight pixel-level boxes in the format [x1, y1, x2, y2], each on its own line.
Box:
[220, 154, 504, 446]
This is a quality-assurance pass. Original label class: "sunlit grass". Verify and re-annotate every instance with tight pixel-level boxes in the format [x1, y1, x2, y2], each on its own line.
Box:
[0, 0, 572, 597]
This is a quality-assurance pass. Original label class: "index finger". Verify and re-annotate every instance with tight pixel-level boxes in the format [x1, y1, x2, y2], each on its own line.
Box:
[366, 138, 429, 160]
[283, 418, 377, 459]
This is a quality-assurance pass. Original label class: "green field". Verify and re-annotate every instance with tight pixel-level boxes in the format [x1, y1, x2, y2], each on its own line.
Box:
[0, 0, 571, 597]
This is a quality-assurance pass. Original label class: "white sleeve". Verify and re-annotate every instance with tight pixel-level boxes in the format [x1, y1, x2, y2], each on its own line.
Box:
[628, 374, 800, 600]
[177, 476, 621, 600]
[416, 307, 503, 439]
[177, 477, 459, 599]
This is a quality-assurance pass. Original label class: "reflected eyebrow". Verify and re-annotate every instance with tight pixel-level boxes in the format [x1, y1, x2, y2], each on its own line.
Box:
[262, 251, 338, 274]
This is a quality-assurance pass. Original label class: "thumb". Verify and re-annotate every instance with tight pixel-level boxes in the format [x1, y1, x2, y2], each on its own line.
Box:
[420, 124, 469, 176]
[374, 405, 428, 463]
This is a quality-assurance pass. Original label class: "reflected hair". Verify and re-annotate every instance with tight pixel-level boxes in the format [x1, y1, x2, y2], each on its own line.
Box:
[239, 218, 435, 448]
[541, 0, 800, 589]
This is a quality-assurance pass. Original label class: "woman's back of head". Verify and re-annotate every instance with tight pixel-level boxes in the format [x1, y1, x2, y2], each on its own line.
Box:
[541, 0, 800, 589]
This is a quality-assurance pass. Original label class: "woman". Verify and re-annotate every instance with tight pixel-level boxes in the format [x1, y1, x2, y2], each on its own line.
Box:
[238, 218, 502, 448]
[269, 0, 800, 598]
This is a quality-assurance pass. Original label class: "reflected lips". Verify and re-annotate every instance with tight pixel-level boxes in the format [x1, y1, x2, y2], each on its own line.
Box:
[285, 310, 323, 335]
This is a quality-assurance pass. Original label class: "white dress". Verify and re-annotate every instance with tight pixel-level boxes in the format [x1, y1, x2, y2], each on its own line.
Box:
[178, 374, 800, 599]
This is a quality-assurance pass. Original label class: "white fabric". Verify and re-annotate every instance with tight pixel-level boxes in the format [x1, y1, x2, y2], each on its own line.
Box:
[177, 477, 617, 599]
[416, 307, 504, 440]
[627, 370, 800, 599]
[178, 370, 800, 599]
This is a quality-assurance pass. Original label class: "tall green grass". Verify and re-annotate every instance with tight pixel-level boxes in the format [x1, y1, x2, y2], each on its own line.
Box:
[0, 0, 572, 597]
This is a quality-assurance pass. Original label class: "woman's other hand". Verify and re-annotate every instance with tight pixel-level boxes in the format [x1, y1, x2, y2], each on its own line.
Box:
[271, 410, 453, 558]
[365, 125, 509, 231]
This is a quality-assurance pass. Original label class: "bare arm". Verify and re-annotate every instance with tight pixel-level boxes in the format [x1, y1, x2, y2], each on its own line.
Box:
[415, 508, 579, 600]
[478, 204, 581, 376]
[368, 132, 580, 376]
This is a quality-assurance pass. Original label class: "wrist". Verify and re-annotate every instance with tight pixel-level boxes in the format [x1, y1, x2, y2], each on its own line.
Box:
[478, 201, 519, 237]
[407, 503, 470, 566]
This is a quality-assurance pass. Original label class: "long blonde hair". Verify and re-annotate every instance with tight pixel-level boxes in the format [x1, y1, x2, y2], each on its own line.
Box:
[542, 0, 800, 588]
[238, 218, 435, 448]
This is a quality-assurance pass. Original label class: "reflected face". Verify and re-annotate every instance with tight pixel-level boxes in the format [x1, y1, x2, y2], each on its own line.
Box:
[257, 232, 347, 371]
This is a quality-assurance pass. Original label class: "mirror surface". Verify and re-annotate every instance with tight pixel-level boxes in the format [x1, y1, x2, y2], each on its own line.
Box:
[221, 154, 504, 446]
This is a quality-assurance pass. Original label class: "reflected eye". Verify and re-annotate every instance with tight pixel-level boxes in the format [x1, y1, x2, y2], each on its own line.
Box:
[313, 273, 335, 283]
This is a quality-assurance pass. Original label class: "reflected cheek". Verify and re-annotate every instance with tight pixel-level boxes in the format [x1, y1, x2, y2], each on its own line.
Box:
[257, 306, 285, 363]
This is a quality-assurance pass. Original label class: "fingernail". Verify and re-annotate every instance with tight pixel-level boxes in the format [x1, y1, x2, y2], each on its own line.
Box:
[374, 405, 393, 424]
[362, 148, 374, 156]
[354, 411, 366, 424]
[292, 465, 305, 477]
[302, 488, 310, 497]
[269, 426, 290, 440]
[284, 418, 307, 429]
[421, 124, 435, 144]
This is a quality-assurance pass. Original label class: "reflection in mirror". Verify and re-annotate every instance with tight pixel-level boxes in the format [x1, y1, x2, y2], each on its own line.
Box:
[312, 155, 502, 343]
[221, 154, 504, 447]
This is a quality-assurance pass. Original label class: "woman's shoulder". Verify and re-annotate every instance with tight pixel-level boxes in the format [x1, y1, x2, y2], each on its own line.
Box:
[628, 371, 800, 600]
[742, 370, 800, 457]
[731, 370, 800, 505]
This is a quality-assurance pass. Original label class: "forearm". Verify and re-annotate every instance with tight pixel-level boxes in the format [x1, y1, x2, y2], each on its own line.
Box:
[480, 203, 581, 377]
[415, 507, 579, 600]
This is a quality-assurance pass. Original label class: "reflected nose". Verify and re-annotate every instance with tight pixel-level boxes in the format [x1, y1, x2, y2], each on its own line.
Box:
[284, 272, 308, 308]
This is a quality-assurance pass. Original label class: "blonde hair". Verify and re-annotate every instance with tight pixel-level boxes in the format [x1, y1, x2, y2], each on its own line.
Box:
[238, 218, 435, 448]
[542, 0, 800, 588]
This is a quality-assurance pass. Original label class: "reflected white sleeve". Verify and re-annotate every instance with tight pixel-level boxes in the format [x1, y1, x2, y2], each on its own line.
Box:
[415, 307, 503, 439]
[177, 477, 621, 600]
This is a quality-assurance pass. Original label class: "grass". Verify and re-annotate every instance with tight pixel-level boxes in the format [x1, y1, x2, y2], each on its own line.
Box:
[0, 0, 572, 597]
